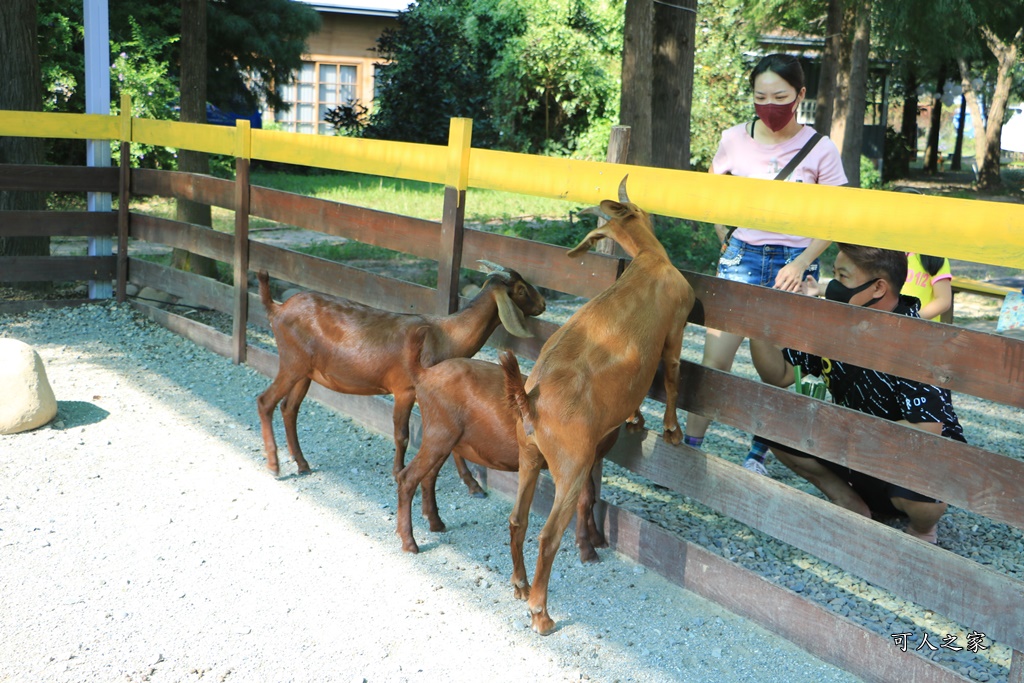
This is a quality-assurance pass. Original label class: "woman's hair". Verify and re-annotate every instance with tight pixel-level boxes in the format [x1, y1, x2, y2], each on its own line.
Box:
[749, 53, 805, 93]
[837, 243, 908, 292]
[918, 254, 946, 276]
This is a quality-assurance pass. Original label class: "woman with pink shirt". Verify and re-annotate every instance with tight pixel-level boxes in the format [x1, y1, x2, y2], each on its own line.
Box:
[683, 54, 848, 474]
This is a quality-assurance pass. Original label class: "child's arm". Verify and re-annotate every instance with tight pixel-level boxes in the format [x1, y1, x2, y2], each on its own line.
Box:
[919, 277, 953, 320]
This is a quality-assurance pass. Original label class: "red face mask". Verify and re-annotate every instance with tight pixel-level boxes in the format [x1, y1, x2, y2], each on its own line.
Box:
[755, 102, 797, 132]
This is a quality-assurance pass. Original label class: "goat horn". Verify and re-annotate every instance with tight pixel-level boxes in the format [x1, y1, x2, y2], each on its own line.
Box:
[477, 260, 509, 275]
[618, 175, 630, 203]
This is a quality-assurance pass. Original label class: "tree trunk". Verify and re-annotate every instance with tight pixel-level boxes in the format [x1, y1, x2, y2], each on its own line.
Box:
[650, 0, 696, 170]
[830, 0, 870, 187]
[971, 26, 1022, 190]
[619, 0, 653, 167]
[814, 0, 843, 136]
[0, 0, 48, 289]
[172, 0, 218, 279]
[951, 93, 966, 171]
[924, 65, 946, 174]
[899, 68, 918, 177]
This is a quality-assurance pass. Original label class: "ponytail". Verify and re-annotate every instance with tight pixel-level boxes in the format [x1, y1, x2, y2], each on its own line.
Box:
[918, 255, 945, 277]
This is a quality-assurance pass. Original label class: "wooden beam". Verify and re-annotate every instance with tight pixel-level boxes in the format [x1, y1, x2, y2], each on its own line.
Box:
[0, 164, 118, 193]
[0, 255, 115, 282]
[249, 241, 436, 313]
[129, 213, 233, 263]
[672, 361, 1024, 531]
[249, 185, 442, 260]
[436, 186, 465, 314]
[604, 428, 1024, 652]
[0, 211, 116, 237]
[128, 300, 234, 358]
[127, 258, 232, 314]
[685, 270, 1024, 409]
[116, 142, 130, 302]
[232, 157, 251, 364]
[130, 168, 235, 210]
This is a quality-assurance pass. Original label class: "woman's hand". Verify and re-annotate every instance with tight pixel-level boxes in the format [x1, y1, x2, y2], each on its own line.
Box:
[773, 262, 806, 292]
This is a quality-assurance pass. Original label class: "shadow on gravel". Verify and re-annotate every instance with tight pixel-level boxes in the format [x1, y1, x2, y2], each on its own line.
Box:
[55, 400, 110, 428]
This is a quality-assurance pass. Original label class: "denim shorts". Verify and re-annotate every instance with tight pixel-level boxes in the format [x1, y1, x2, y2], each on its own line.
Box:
[717, 237, 819, 287]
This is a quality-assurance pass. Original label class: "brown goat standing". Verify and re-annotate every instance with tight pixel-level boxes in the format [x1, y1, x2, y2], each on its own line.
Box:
[395, 325, 617, 557]
[500, 177, 695, 635]
[255, 264, 545, 481]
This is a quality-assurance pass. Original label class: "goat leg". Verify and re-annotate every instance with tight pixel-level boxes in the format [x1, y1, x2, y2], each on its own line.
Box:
[452, 455, 486, 498]
[420, 456, 447, 532]
[509, 452, 542, 601]
[624, 408, 645, 434]
[280, 377, 313, 473]
[390, 389, 416, 480]
[660, 329, 685, 445]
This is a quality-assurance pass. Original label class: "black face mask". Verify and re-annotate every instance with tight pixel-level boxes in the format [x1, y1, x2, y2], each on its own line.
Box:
[825, 277, 883, 307]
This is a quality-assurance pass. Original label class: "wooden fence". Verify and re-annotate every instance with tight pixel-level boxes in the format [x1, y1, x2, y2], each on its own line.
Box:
[2, 103, 1023, 683]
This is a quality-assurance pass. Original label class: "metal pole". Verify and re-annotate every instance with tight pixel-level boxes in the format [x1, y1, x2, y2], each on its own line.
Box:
[85, 0, 112, 299]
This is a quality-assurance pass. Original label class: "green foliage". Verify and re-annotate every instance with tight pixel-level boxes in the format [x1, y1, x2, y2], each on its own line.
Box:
[366, 0, 622, 156]
[689, 0, 751, 170]
[860, 155, 882, 189]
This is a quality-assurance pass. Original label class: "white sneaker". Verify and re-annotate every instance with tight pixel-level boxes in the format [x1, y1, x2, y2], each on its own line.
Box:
[742, 457, 768, 476]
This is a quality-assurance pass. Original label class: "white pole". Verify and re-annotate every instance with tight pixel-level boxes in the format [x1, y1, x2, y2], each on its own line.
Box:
[84, 0, 112, 299]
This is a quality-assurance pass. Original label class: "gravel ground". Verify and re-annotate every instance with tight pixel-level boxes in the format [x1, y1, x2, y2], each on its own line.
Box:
[1, 303, 863, 683]
[1, 293, 1020, 683]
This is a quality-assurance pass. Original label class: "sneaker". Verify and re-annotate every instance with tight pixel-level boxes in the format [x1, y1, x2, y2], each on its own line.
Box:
[742, 457, 768, 477]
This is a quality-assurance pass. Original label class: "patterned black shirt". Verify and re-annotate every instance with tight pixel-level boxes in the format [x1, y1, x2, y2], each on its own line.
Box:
[783, 295, 966, 442]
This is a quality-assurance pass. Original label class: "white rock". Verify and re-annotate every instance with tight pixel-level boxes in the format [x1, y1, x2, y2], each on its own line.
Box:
[0, 339, 58, 434]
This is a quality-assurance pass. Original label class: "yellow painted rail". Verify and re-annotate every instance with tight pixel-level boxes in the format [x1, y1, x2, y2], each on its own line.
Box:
[2, 106, 1023, 270]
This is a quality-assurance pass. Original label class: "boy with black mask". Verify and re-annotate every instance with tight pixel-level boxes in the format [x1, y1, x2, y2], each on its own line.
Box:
[749, 244, 965, 544]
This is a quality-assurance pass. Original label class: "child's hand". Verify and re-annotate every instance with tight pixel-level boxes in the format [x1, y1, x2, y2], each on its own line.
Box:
[801, 275, 820, 298]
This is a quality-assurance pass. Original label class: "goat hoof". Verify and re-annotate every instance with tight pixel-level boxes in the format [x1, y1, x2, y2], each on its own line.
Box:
[265, 463, 280, 477]
[401, 540, 420, 554]
[663, 427, 682, 446]
[428, 520, 447, 533]
[578, 545, 601, 564]
[531, 612, 556, 636]
[469, 488, 488, 499]
[512, 583, 530, 601]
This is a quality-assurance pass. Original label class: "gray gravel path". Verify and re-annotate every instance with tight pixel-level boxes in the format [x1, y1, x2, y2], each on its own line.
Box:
[1, 303, 864, 683]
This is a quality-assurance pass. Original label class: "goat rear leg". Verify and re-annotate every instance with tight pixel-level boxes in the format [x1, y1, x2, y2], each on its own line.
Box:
[420, 456, 448, 532]
[509, 448, 542, 601]
[256, 377, 295, 476]
[452, 455, 486, 498]
[391, 388, 416, 481]
[280, 377, 313, 474]
[577, 433, 618, 559]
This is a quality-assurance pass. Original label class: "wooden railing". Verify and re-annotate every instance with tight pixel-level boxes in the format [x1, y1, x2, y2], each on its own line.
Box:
[1, 103, 1023, 683]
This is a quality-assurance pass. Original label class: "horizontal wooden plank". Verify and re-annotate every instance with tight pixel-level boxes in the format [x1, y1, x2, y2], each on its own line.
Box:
[249, 186, 441, 259]
[0, 111, 120, 141]
[462, 228, 619, 300]
[604, 428, 1024, 652]
[480, 466, 974, 683]
[674, 361, 1024, 531]
[249, 241, 436, 314]
[131, 168, 236, 210]
[0, 298, 94, 315]
[0, 255, 115, 282]
[0, 164, 119, 193]
[952, 277, 1017, 298]
[0, 210, 117, 237]
[129, 300, 234, 358]
[129, 213, 233, 263]
[251, 128, 447, 184]
[685, 270, 1024, 409]
[127, 258, 233, 315]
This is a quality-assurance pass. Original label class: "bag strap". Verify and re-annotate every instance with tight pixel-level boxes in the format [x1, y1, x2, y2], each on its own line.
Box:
[774, 132, 823, 181]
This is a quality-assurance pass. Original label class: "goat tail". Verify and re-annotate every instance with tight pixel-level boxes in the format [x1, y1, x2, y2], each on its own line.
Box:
[499, 350, 535, 436]
[257, 270, 277, 317]
[405, 325, 430, 384]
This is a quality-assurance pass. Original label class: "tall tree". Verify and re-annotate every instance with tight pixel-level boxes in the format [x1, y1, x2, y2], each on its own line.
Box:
[172, 0, 216, 278]
[0, 0, 48, 284]
[958, 26, 1023, 189]
[814, 0, 842, 135]
[826, 0, 871, 187]
[619, 0, 653, 166]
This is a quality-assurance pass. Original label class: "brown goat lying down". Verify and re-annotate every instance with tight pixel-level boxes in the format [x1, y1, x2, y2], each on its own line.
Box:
[500, 177, 696, 635]
[255, 264, 545, 480]
[395, 325, 617, 559]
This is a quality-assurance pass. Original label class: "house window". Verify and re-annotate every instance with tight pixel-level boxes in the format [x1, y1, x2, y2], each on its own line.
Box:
[275, 61, 359, 134]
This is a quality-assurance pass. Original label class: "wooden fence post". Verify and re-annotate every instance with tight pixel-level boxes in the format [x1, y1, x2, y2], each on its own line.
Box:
[596, 126, 631, 259]
[231, 119, 252, 365]
[116, 93, 132, 303]
[437, 118, 472, 314]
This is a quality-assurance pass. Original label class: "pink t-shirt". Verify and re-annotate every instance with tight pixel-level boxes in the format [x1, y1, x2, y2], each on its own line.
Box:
[712, 122, 848, 247]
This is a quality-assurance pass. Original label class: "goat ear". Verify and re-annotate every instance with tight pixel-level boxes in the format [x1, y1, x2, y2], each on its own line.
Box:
[495, 288, 533, 338]
[599, 200, 632, 217]
[566, 229, 608, 259]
